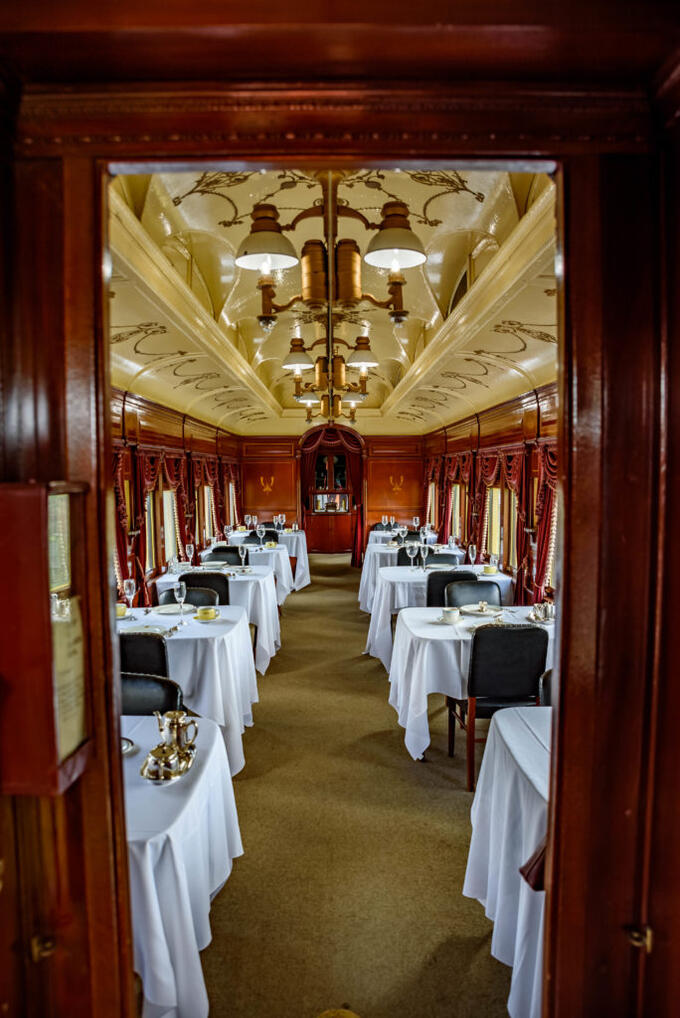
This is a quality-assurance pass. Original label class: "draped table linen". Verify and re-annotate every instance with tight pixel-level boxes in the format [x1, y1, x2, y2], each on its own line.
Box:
[200, 543, 293, 605]
[226, 530, 311, 590]
[117, 605, 258, 775]
[388, 607, 554, 760]
[359, 543, 466, 613]
[155, 565, 280, 675]
[367, 529, 438, 546]
[122, 715, 243, 1018]
[463, 706, 552, 1018]
[365, 565, 515, 671]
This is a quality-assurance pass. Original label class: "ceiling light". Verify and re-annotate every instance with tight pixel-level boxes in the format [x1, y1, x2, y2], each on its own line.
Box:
[346, 391, 368, 404]
[282, 336, 314, 371]
[294, 392, 321, 406]
[347, 335, 379, 370]
[364, 201, 427, 270]
[235, 204, 299, 272]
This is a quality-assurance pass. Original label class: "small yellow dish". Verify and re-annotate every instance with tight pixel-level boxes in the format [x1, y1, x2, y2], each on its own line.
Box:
[483, 565, 498, 574]
[115, 603, 127, 618]
[237, 526, 246, 531]
[265, 541, 277, 548]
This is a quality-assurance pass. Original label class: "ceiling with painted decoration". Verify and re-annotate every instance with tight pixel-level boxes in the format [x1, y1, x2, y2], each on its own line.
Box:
[108, 167, 557, 435]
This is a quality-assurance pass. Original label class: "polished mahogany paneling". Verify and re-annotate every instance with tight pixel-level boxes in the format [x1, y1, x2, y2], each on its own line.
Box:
[305, 510, 356, 554]
[365, 456, 423, 522]
[241, 458, 298, 518]
[111, 388, 238, 460]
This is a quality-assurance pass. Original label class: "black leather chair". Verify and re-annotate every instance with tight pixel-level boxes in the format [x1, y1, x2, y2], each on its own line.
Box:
[450, 623, 549, 790]
[121, 671, 183, 715]
[179, 571, 230, 604]
[119, 633, 168, 678]
[203, 546, 244, 566]
[426, 570, 478, 607]
[397, 545, 424, 566]
[427, 552, 463, 565]
[372, 522, 389, 531]
[158, 585, 219, 607]
[444, 579, 502, 608]
[539, 668, 553, 706]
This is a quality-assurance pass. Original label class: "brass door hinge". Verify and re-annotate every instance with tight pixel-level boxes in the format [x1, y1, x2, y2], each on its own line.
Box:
[625, 925, 653, 953]
[30, 934, 56, 963]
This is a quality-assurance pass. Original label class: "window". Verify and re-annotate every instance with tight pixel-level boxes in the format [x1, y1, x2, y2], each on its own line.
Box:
[144, 492, 156, 572]
[163, 489, 178, 562]
[228, 481, 237, 525]
[427, 481, 437, 526]
[203, 485, 215, 541]
[487, 486, 502, 558]
[450, 483, 461, 540]
[507, 490, 518, 569]
[48, 493, 71, 593]
[333, 454, 347, 489]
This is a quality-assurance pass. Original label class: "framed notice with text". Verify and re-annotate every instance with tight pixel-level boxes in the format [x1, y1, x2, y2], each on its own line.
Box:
[0, 481, 91, 795]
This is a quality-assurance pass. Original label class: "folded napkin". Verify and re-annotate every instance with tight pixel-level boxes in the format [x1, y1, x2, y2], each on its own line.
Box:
[121, 624, 168, 635]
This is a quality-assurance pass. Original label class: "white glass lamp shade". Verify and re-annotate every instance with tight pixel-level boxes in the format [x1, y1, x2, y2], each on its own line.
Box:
[282, 348, 314, 371]
[347, 337, 379, 370]
[364, 200, 426, 270]
[235, 203, 299, 271]
[345, 391, 368, 404]
[294, 392, 321, 406]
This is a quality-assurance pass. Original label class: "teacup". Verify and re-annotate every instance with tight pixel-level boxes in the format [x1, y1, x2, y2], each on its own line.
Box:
[483, 564, 497, 574]
[196, 606, 218, 620]
[115, 603, 127, 618]
[441, 606, 460, 624]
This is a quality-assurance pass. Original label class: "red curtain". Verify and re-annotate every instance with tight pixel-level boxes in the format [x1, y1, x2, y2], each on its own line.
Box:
[112, 449, 130, 595]
[500, 446, 531, 605]
[162, 454, 190, 559]
[437, 455, 457, 542]
[534, 442, 558, 600]
[299, 426, 364, 566]
[135, 449, 163, 605]
[472, 452, 501, 562]
[423, 457, 441, 520]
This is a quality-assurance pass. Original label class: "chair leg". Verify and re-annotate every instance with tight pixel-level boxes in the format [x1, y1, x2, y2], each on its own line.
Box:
[447, 697, 456, 757]
[466, 698, 477, 791]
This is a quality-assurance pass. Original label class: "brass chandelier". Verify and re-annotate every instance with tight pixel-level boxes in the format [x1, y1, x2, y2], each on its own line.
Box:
[234, 171, 427, 423]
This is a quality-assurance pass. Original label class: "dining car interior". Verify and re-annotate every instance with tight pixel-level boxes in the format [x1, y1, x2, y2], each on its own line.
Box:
[1, 5, 680, 1018]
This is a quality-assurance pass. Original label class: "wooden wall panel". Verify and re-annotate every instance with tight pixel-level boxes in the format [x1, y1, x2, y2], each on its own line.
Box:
[241, 458, 298, 519]
[365, 456, 423, 526]
[110, 388, 238, 460]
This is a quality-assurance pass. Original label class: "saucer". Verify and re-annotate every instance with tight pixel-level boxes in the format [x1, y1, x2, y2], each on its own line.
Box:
[460, 604, 504, 617]
[193, 613, 220, 623]
[155, 604, 186, 615]
[121, 737, 136, 755]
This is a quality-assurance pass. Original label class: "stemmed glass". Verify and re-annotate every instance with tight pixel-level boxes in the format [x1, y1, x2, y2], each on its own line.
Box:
[173, 580, 187, 626]
[225, 524, 233, 540]
[419, 525, 428, 544]
[420, 543, 430, 571]
[123, 578, 136, 613]
[468, 543, 477, 566]
[238, 544, 247, 569]
[413, 515, 420, 528]
[448, 534, 456, 549]
[281, 513, 286, 527]
[185, 542, 195, 567]
[389, 515, 395, 528]
[381, 514, 388, 526]
[252, 514, 258, 527]
[398, 525, 408, 544]
[244, 514, 252, 528]
[256, 523, 266, 547]
[406, 542, 419, 571]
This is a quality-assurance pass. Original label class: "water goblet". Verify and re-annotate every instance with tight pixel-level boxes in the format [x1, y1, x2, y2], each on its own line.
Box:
[238, 544, 247, 568]
[490, 553, 498, 569]
[185, 543, 194, 566]
[256, 523, 266, 547]
[419, 526, 427, 543]
[173, 580, 187, 626]
[468, 543, 477, 566]
[123, 578, 136, 612]
[413, 516, 420, 528]
[448, 535, 456, 549]
[406, 542, 419, 571]
[281, 513, 286, 526]
[252, 514, 258, 527]
[244, 514, 252, 528]
[389, 515, 395, 528]
[420, 543, 430, 570]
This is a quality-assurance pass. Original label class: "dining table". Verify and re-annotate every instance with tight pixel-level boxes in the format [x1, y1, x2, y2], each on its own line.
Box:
[226, 529, 311, 590]
[367, 528, 438, 546]
[117, 604, 258, 775]
[199, 543, 294, 604]
[122, 714, 243, 1018]
[364, 564, 515, 671]
[463, 706, 552, 1018]
[358, 542, 466, 613]
[154, 564, 280, 675]
[388, 605, 554, 760]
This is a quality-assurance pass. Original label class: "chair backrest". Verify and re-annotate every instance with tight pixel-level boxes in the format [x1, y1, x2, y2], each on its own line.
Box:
[179, 571, 230, 604]
[119, 633, 168, 677]
[444, 579, 502, 608]
[203, 546, 242, 565]
[429, 552, 463, 565]
[372, 522, 388, 531]
[263, 529, 279, 543]
[120, 671, 183, 715]
[244, 532, 261, 544]
[397, 545, 423, 566]
[158, 585, 219, 607]
[404, 531, 420, 541]
[539, 668, 553, 706]
[468, 624, 549, 700]
[426, 570, 477, 607]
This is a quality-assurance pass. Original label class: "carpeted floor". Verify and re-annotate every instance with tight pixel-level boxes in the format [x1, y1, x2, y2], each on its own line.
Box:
[202, 554, 510, 1018]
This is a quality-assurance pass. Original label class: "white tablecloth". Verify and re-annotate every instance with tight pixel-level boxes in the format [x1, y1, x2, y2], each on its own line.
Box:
[463, 706, 551, 1018]
[359, 543, 466, 613]
[123, 715, 243, 1018]
[200, 544, 293, 605]
[365, 565, 515, 671]
[388, 606, 554, 760]
[227, 530, 311, 590]
[118, 605, 258, 775]
[367, 529, 438, 545]
[154, 565, 280, 675]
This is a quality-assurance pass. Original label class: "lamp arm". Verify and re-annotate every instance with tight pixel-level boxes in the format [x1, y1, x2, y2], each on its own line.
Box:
[361, 291, 395, 310]
[336, 206, 380, 231]
[270, 294, 303, 313]
[281, 205, 325, 232]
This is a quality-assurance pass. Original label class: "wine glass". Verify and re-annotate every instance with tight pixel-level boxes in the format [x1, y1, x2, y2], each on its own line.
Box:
[256, 523, 266, 547]
[225, 524, 233, 540]
[420, 543, 430, 570]
[123, 578, 136, 612]
[281, 513, 286, 527]
[406, 542, 419, 571]
[185, 542, 194, 566]
[448, 535, 456, 549]
[252, 514, 258, 527]
[173, 580, 187, 625]
[244, 514, 252, 528]
[238, 544, 247, 569]
[419, 526, 427, 543]
[389, 515, 395, 528]
[398, 525, 408, 544]
[413, 515, 420, 528]
[468, 543, 477, 566]
[490, 553, 498, 569]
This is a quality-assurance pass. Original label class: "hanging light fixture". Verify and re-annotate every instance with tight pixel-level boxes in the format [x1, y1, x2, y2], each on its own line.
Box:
[281, 335, 314, 371]
[346, 335, 379, 370]
[235, 205, 299, 272]
[363, 201, 427, 269]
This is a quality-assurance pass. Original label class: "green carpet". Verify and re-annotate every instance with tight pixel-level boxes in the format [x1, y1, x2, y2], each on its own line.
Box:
[202, 554, 510, 1017]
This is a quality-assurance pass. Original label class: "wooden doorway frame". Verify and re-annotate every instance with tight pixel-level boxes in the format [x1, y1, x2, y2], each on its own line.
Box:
[1, 78, 677, 1016]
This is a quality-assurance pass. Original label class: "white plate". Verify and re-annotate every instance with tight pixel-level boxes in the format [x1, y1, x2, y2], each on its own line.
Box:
[154, 604, 187, 615]
[430, 617, 459, 627]
[122, 625, 168, 635]
[459, 603, 504, 617]
[121, 737, 136, 755]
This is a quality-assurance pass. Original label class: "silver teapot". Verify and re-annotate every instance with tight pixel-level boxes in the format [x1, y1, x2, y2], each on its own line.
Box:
[154, 710, 198, 755]
[140, 743, 184, 782]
